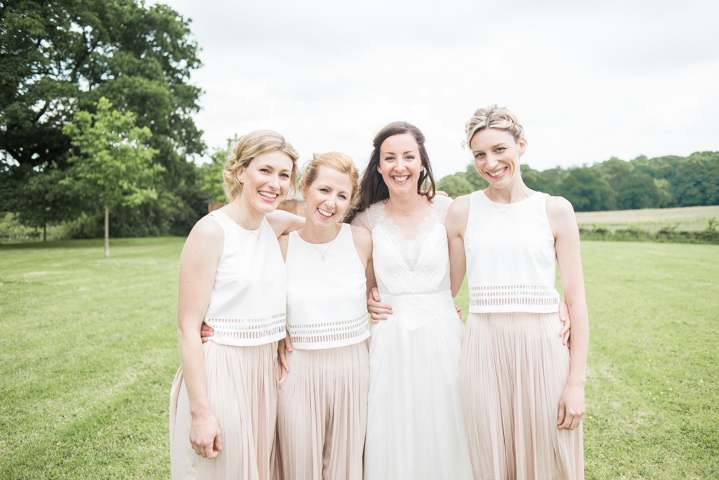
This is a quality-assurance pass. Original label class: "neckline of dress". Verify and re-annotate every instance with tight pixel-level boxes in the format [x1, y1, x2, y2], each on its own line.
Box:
[215, 209, 264, 234]
[480, 189, 539, 206]
[295, 224, 343, 246]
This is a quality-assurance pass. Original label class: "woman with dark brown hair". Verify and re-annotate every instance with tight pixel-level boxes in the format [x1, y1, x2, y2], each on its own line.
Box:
[351, 122, 473, 480]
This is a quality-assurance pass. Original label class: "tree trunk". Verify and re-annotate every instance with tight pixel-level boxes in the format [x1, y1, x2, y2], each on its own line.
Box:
[43, 223, 47, 242]
[104, 204, 110, 258]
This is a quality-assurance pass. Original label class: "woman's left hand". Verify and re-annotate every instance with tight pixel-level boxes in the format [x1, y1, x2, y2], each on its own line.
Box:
[558, 301, 571, 347]
[557, 384, 585, 430]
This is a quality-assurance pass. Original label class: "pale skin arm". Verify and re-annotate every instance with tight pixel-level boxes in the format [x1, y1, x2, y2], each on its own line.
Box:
[276, 234, 292, 380]
[177, 217, 224, 458]
[547, 196, 589, 430]
[266, 209, 305, 237]
[446, 195, 470, 298]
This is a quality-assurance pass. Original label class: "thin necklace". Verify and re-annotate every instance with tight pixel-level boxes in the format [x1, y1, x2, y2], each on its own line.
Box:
[387, 197, 422, 216]
[299, 230, 338, 261]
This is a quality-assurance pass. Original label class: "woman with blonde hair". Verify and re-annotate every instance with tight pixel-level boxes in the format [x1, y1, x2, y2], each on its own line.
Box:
[275, 152, 374, 480]
[447, 105, 588, 479]
[170, 130, 302, 479]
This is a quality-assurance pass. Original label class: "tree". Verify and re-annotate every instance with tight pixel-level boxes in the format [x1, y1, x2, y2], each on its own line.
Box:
[62, 98, 160, 257]
[0, 0, 204, 235]
[558, 169, 616, 211]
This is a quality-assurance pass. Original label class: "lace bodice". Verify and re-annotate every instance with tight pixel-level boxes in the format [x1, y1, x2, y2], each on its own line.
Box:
[353, 195, 452, 296]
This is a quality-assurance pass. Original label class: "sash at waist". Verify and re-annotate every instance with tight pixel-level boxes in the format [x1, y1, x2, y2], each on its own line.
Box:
[378, 289, 457, 331]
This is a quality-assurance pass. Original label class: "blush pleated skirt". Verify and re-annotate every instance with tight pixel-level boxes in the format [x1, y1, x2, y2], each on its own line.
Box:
[170, 341, 278, 480]
[275, 340, 369, 480]
[458, 312, 584, 480]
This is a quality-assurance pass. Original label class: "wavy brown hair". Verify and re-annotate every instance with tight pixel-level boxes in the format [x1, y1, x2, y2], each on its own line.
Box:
[352, 121, 435, 219]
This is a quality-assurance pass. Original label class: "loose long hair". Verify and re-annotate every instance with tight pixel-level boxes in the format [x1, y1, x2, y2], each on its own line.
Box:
[354, 121, 436, 217]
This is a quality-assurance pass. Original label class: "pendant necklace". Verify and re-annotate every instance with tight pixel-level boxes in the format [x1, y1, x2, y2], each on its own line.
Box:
[387, 197, 422, 216]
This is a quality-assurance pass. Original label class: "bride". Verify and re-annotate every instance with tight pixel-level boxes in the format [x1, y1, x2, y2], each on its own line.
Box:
[350, 121, 472, 480]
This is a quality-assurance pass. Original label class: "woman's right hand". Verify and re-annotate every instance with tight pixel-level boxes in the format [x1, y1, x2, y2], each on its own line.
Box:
[367, 287, 392, 323]
[200, 323, 214, 344]
[190, 412, 222, 458]
[277, 332, 293, 380]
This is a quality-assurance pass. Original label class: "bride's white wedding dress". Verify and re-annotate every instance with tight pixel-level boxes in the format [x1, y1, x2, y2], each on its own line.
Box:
[353, 195, 472, 480]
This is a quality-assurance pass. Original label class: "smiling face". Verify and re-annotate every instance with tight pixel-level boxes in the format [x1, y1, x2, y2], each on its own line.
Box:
[469, 128, 526, 188]
[377, 133, 424, 197]
[302, 165, 354, 227]
[237, 150, 294, 214]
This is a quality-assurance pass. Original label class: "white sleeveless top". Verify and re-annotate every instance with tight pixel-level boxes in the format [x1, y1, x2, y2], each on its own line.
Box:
[465, 190, 560, 313]
[285, 224, 370, 349]
[203, 210, 286, 346]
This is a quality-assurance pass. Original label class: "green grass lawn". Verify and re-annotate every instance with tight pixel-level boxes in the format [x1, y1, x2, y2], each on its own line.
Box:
[1, 238, 717, 478]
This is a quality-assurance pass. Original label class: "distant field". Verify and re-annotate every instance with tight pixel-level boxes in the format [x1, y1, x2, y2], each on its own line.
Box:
[576, 205, 719, 232]
[1, 238, 717, 478]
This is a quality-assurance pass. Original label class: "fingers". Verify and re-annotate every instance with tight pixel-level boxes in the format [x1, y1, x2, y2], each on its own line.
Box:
[557, 405, 584, 430]
[285, 333, 293, 353]
[200, 323, 214, 344]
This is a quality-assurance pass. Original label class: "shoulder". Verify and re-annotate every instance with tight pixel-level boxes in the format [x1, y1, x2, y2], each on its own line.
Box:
[350, 224, 372, 264]
[431, 193, 452, 208]
[446, 194, 471, 220]
[545, 195, 578, 234]
[190, 214, 224, 243]
[446, 194, 472, 236]
[351, 202, 381, 230]
[546, 195, 575, 218]
[182, 214, 224, 263]
[350, 224, 372, 248]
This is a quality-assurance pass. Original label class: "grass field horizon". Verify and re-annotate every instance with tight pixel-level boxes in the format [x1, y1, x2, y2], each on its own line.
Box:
[1, 237, 717, 478]
[575, 204, 719, 233]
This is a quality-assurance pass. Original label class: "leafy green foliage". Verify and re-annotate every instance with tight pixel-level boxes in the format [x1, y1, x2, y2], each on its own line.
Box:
[0, 0, 205, 234]
[63, 97, 161, 256]
[438, 152, 719, 211]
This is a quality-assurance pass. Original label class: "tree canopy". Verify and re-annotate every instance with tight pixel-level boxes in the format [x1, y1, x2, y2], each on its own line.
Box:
[0, 0, 206, 236]
[438, 152, 719, 211]
[63, 97, 160, 257]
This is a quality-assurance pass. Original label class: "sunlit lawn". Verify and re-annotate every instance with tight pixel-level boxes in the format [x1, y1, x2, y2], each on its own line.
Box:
[1, 238, 717, 478]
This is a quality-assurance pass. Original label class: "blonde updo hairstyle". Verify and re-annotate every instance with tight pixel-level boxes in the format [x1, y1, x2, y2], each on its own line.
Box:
[465, 104, 525, 147]
[301, 152, 360, 221]
[222, 129, 299, 201]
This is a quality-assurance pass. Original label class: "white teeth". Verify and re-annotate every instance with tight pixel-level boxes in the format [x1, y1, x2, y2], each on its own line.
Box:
[259, 191, 278, 199]
[318, 208, 334, 217]
[393, 176, 409, 182]
[487, 168, 506, 177]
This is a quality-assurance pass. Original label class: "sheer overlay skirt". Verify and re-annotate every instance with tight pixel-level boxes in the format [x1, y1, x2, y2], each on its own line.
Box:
[459, 312, 583, 480]
[364, 310, 472, 480]
[276, 341, 369, 480]
[170, 342, 278, 480]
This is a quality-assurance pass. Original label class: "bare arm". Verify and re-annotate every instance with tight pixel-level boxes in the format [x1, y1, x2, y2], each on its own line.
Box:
[266, 209, 305, 237]
[446, 195, 470, 298]
[547, 196, 589, 430]
[177, 217, 224, 457]
[276, 233, 292, 378]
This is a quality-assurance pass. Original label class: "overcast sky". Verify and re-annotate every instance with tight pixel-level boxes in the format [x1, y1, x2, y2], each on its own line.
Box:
[154, 0, 719, 178]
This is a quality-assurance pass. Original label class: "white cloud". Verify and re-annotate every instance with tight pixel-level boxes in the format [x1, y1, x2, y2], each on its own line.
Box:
[153, 0, 719, 178]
